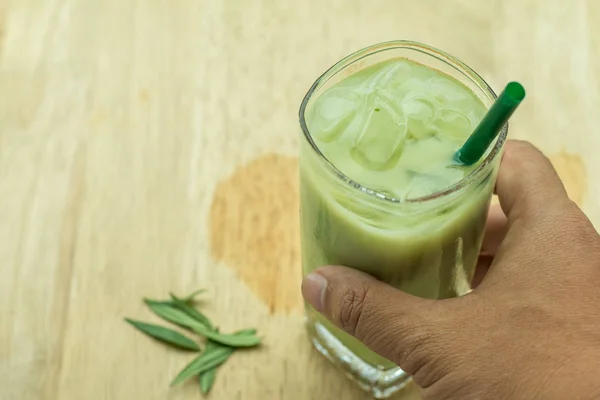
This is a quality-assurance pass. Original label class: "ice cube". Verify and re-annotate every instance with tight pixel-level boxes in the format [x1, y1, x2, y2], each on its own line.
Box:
[359, 60, 412, 94]
[404, 167, 465, 199]
[349, 93, 407, 171]
[432, 108, 474, 140]
[404, 172, 440, 199]
[402, 95, 437, 140]
[398, 135, 451, 172]
[397, 77, 426, 97]
[428, 77, 469, 103]
[308, 87, 362, 142]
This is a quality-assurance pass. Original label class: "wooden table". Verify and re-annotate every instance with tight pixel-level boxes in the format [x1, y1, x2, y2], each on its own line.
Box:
[1, 1, 598, 399]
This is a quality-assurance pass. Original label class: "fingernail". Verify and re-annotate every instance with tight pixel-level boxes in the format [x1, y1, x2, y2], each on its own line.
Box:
[302, 273, 328, 312]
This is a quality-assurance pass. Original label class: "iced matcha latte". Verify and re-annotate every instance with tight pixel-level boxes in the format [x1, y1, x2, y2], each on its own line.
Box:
[299, 41, 507, 398]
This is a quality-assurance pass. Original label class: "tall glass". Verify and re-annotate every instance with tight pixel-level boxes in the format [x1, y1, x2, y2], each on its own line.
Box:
[298, 41, 507, 399]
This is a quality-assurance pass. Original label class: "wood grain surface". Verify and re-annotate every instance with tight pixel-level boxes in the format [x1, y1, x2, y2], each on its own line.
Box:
[0, 1, 597, 399]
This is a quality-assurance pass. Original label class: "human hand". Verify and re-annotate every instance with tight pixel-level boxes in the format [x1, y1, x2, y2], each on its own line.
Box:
[301, 140, 600, 400]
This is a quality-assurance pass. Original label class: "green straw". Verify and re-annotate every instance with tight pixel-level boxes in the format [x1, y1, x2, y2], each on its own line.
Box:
[454, 82, 526, 165]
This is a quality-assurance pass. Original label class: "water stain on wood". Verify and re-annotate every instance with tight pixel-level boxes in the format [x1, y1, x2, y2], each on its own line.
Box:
[549, 151, 587, 206]
[209, 154, 302, 314]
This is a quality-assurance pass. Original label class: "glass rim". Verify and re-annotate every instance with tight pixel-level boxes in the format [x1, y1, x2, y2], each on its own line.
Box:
[298, 40, 507, 204]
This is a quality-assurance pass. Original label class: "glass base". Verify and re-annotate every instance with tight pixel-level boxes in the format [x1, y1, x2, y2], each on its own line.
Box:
[308, 319, 412, 399]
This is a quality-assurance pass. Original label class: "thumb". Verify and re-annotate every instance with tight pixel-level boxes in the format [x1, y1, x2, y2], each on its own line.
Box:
[301, 265, 460, 379]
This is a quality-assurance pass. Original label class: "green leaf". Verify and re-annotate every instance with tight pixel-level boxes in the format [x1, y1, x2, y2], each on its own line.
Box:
[199, 369, 217, 394]
[145, 298, 260, 348]
[171, 345, 234, 386]
[234, 328, 257, 336]
[204, 339, 228, 354]
[169, 293, 214, 329]
[179, 288, 207, 302]
[197, 340, 222, 395]
[125, 318, 200, 351]
[144, 299, 203, 330]
[192, 324, 262, 348]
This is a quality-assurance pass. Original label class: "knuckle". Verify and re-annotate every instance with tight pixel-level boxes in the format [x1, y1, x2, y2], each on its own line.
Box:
[504, 140, 553, 174]
[504, 140, 542, 161]
[503, 140, 571, 211]
[552, 204, 600, 250]
[536, 202, 597, 240]
[337, 285, 370, 336]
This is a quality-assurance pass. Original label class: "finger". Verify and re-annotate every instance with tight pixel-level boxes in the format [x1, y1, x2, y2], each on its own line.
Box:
[495, 140, 570, 225]
[480, 204, 507, 257]
[472, 255, 493, 289]
[474, 206, 507, 288]
[481, 140, 588, 287]
[301, 266, 458, 378]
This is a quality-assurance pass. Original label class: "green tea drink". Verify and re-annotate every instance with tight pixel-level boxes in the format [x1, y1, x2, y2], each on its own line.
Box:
[299, 42, 506, 399]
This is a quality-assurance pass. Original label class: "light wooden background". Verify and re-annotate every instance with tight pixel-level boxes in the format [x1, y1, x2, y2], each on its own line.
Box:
[0, 1, 597, 399]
